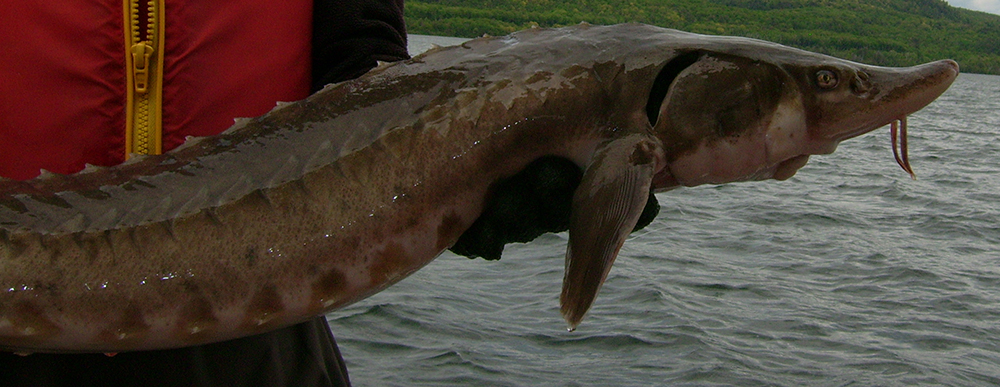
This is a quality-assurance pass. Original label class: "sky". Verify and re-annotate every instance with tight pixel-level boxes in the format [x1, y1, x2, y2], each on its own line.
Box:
[944, 0, 1000, 15]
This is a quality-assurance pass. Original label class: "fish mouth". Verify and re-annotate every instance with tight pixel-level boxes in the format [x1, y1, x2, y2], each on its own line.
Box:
[772, 155, 810, 181]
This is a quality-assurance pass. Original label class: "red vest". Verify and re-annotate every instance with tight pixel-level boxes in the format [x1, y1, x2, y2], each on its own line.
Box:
[0, 0, 312, 180]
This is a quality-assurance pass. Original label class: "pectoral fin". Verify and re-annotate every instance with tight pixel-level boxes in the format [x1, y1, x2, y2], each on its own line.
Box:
[561, 134, 660, 330]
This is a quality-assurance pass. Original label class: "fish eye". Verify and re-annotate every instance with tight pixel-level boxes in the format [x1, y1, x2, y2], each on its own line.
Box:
[815, 70, 838, 89]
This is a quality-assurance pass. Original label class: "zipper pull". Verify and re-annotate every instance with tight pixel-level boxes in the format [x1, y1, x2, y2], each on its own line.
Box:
[130, 43, 154, 93]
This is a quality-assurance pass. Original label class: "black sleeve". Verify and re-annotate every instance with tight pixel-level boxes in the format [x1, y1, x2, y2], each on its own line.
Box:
[311, 0, 410, 91]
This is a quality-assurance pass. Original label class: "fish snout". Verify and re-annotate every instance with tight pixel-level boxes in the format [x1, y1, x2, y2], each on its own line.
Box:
[817, 59, 958, 143]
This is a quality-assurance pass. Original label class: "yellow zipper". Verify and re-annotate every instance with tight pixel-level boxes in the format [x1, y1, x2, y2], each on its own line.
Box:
[123, 0, 164, 157]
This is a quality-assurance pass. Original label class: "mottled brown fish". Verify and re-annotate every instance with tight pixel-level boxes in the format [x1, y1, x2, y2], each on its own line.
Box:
[0, 23, 957, 353]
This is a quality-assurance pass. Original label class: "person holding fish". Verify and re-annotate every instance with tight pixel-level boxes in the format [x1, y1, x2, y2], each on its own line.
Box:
[0, 0, 407, 385]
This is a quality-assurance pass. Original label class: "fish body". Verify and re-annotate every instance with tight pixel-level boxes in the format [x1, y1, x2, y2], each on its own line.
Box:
[0, 24, 957, 352]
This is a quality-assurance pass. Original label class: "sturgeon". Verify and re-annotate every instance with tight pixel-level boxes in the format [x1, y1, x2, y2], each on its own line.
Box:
[0, 23, 958, 353]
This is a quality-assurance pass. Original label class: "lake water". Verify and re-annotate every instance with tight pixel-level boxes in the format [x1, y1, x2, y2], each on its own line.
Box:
[327, 36, 1000, 386]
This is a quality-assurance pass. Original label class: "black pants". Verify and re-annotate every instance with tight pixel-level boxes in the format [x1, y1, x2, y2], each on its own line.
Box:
[0, 317, 349, 387]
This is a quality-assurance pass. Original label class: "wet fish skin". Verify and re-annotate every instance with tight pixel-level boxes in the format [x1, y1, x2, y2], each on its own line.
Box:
[0, 23, 957, 352]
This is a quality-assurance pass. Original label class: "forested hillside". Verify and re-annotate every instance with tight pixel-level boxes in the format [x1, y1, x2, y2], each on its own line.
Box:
[405, 0, 1000, 74]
